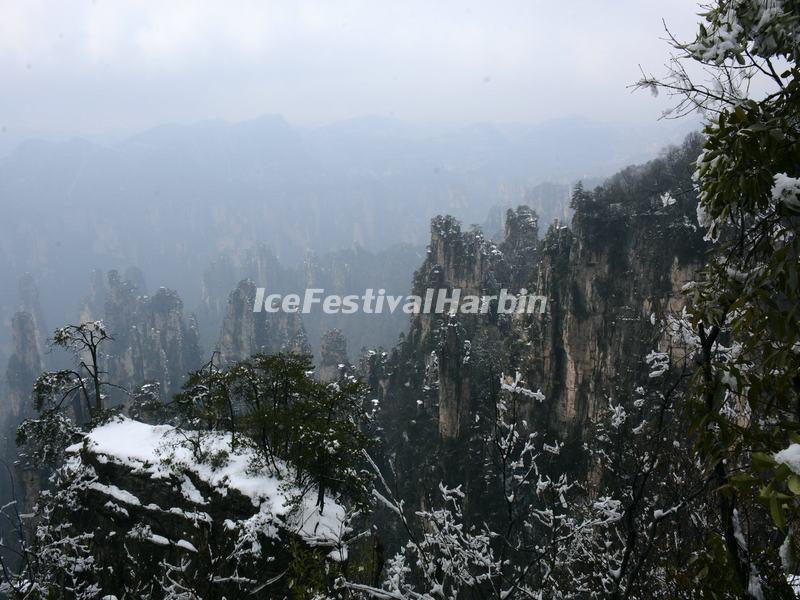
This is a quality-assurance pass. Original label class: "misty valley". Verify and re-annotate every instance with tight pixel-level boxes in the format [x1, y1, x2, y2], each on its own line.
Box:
[0, 1, 799, 599]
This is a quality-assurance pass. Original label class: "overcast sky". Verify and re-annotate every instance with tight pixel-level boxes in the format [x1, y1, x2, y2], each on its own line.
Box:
[0, 0, 703, 141]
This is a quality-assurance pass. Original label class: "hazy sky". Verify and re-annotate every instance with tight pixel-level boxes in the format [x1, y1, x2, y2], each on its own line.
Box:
[0, 0, 703, 139]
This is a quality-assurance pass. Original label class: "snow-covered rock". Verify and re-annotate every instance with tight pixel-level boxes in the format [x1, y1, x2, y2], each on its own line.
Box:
[55, 416, 348, 596]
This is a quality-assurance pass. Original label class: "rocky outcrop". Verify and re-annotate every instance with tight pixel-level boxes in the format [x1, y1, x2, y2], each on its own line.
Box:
[3, 285, 46, 518]
[80, 270, 202, 399]
[200, 243, 421, 362]
[217, 279, 311, 365]
[377, 134, 707, 455]
[533, 203, 704, 430]
[396, 213, 524, 440]
[16, 274, 47, 360]
[436, 318, 471, 439]
[48, 417, 345, 597]
[198, 245, 295, 353]
[4, 277, 46, 442]
[79, 268, 107, 324]
[5, 312, 42, 420]
[319, 328, 349, 382]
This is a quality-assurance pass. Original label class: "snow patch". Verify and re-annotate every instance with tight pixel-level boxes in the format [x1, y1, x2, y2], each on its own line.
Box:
[69, 417, 347, 550]
[775, 444, 800, 475]
[180, 475, 208, 505]
[772, 173, 800, 211]
[660, 191, 677, 207]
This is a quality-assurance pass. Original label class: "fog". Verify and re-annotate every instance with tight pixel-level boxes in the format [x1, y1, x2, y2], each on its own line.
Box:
[1, 0, 701, 145]
[0, 0, 705, 365]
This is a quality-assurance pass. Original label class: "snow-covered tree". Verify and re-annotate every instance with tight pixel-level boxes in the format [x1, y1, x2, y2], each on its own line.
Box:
[638, 2, 800, 595]
[175, 352, 373, 512]
[346, 380, 628, 599]
[16, 322, 121, 469]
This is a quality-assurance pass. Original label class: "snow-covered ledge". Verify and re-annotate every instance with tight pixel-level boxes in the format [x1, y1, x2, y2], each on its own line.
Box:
[66, 416, 348, 560]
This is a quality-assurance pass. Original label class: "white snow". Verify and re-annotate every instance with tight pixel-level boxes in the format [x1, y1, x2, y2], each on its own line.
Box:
[90, 482, 141, 506]
[775, 444, 800, 475]
[103, 501, 130, 518]
[176, 539, 198, 553]
[646, 351, 670, 378]
[68, 417, 347, 549]
[696, 202, 713, 229]
[687, 12, 744, 65]
[149, 533, 170, 546]
[70, 419, 173, 469]
[652, 504, 680, 521]
[500, 372, 545, 402]
[608, 400, 627, 429]
[128, 524, 170, 546]
[772, 173, 800, 210]
[328, 546, 348, 562]
[180, 475, 208, 505]
[780, 533, 793, 572]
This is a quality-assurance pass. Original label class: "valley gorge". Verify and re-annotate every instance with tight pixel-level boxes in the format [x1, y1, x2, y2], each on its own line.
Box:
[3, 1, 798, 595]
[2, 129, 794, 598]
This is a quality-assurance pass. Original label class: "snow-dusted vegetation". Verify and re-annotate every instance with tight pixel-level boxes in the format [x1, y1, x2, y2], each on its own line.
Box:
[0, 0, 798, 598]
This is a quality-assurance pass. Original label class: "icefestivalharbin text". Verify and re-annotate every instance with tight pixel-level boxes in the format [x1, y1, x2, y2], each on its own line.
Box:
[253, 287, 548, 315]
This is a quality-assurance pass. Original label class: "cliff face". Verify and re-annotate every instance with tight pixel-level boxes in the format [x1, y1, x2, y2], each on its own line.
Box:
[319, 328, 349, 382]
[217, 279, 311, 365]
[3, 281, 47, 518]
[16, 274, 47, 360]
[377, 135, 707, 459]
[3, 277, 46, 448]
[382, 203, 558, 441]
[534, 204, 703, 430]
[198, 246, 295, 353]
[393, 209, 541, 441]
[199, 243, 421, 361]
[3, 276, 48, 419]
[5, 312, 42, 420]
[80, 270, 202, 399]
